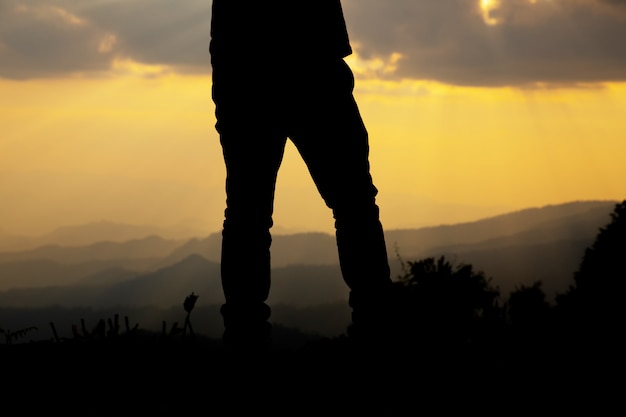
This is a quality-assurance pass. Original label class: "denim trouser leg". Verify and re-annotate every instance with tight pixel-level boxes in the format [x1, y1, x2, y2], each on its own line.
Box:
[213, 58, 393, 345]
[218, 125, 286, 347]
[288, 60, 392, 303]
[219, 129, 287, 306]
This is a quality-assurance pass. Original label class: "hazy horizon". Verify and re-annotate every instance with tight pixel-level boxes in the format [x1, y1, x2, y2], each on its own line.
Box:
[2, 198, 616, 240]
[0, 193, 529, 238]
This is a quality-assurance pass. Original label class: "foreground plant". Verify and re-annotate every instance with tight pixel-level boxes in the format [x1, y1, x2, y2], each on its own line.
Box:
[1, 326, 38, 345]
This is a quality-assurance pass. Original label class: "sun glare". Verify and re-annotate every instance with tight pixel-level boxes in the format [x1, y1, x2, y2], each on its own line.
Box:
[480, 0, 501, 26]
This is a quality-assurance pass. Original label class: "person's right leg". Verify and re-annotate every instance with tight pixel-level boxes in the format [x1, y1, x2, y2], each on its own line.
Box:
[218, 128, 286, 350]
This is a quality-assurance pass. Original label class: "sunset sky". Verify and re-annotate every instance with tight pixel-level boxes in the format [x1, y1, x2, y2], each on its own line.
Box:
[1, 0, 625, 238]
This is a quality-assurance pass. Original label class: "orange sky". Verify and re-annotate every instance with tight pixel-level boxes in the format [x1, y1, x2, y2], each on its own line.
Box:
[1, 0, 625, 237]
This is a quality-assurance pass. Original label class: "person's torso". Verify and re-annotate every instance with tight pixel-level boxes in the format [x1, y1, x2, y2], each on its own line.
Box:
[210, 0, 352, 62]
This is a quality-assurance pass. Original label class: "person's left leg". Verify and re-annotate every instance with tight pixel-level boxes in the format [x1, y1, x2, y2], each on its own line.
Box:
[287, 59, 394, 337]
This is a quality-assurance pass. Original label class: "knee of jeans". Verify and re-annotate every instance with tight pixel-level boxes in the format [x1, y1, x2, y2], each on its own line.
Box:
[223, 208, 273, 231]
[333, 202, 380, 225]
[222, 226, 272, 252]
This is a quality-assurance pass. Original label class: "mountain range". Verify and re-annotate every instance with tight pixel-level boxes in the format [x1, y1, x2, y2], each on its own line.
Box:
[0, 199, 618, 339]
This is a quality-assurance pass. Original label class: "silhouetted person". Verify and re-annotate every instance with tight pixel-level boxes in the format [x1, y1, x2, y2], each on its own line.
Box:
[210, 0, 393, 350]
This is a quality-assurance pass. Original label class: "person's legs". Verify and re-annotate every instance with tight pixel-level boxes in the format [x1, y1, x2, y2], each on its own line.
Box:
[287, 60, 394, 337]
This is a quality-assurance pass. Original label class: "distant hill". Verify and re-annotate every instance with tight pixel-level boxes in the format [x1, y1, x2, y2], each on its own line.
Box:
[0, 258, 155, 290]
[156, 231, 339, 268]
[385, 200, 616, 259]
[0, 200, 618, 303]
[0, 254, 345, 309]
[0, 235, 183, 264]
[386, 200, 617, 298]
[0, 220, 205, 251]
[0, 235, 184, 291]
[0, 200, 620, 340]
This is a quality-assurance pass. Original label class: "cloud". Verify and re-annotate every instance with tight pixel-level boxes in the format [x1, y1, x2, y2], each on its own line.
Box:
[0, 1, 112, 79]
[2, 0, 626, 86]
[0, 0, 210, 79]
[343, 0, 626, 86]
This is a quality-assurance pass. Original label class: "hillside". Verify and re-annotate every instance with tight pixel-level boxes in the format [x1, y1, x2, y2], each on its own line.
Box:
[0, 200, 618, 338]
[0, 200, 615, 294]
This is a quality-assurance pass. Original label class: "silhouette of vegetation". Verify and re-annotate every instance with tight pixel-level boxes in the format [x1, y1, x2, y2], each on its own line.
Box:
[160, 292, 200, 339]
[504, 280, 557, 356]
[393, 255, 502, 348]
[556, 200, 626, 348]
[183, 291, 199, 337]
[507, 281, 551, 332]
[0, 325, 38, 345]
[574, 200, 626, 292]
[162, 319, 183, 337]
[69, 313, 140, 341]
[45, 293, 205, 345]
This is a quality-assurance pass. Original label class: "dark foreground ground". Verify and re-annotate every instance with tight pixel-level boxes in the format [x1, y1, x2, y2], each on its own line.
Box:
[2, 330, 620, 415]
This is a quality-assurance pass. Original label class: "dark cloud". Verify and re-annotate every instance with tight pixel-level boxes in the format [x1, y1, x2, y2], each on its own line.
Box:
[2, 0, 626, 86]
[76, 0, 211, 70]
[0, 1, 114, 79]
[344, 0, 626, 86]
[0, 0, 210, 79]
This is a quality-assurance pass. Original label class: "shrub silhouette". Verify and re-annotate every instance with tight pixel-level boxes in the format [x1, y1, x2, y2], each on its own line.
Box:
[506, 281, 554, 350]
[183, 292, 199, 337]
[556, 200, 626, 346]
[70, 314, 139, 342]
[1, 326, 38, 345]
[507, 281, 551, 330]
[573, 201, 625, 300]
[162, 292, 201, 339]
[394, 256, 501, 347]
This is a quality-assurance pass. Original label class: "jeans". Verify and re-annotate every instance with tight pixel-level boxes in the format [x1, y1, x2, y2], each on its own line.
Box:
[212, 58, 392, 341]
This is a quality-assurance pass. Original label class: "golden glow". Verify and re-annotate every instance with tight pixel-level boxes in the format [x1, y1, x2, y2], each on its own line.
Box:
[110, 58, 170, 77]
[346, 49, 404, 78]
[2, 73, 626, 235]
[351, 78, 626, 229]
